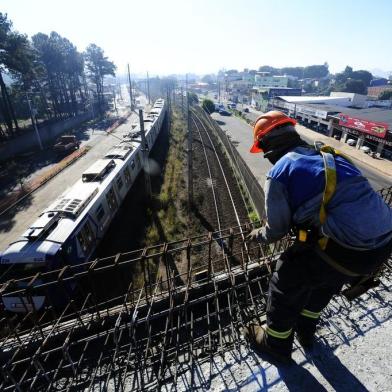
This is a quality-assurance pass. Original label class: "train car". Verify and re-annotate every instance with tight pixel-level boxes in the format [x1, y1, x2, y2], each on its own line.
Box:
[0, 99, 166, 312]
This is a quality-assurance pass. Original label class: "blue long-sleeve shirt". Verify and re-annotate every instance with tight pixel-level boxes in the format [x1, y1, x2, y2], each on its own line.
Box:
[259, 146, 392, 250]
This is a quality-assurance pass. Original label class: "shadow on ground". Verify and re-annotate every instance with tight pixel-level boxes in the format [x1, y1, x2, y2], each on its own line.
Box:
[164, 272, 392, 391]
[0, 193, 33, 234]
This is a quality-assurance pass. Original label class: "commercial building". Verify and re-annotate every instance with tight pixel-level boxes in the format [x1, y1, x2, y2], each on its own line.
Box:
[254, 72, 289, 88]
[368, 85, 392, 97]
[252, 87, 301, 111]
[272, 97, 392, 159]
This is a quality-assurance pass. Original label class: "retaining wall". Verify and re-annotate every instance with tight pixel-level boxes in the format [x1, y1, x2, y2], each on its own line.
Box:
[0, 111, 94, 161]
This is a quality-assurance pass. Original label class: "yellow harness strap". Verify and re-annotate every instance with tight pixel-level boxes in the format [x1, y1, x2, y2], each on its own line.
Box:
[318, 146, 337, 250]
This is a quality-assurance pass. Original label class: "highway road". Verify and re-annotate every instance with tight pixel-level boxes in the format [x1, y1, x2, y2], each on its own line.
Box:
[211, 112, 392, 191]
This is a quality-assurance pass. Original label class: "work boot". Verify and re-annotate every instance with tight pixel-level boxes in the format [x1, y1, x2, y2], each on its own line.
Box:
[242, 324, 292, 364]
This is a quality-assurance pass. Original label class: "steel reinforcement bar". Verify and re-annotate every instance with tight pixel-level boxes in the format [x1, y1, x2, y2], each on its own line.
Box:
[0, 191, 391, 388]
[0, 224, 290, 391]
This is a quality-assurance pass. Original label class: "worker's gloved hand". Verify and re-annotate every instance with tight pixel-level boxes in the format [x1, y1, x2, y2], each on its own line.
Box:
[247, 228, 263, 243]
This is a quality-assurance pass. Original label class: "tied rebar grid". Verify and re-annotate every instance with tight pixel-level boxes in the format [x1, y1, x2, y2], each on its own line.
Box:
[0, 224, 292, 391]
[0, 187, 391, 391]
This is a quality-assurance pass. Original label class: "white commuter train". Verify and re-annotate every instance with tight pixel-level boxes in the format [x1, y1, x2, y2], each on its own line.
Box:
[0, 99, 166, 312]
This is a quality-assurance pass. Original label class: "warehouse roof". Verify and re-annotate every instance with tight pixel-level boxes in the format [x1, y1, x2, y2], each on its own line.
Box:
[306, 104, 392, 128]
[276, 96, 350, 103]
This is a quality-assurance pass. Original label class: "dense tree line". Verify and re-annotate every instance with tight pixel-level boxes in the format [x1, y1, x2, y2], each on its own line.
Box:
[258, 63, 330, 79]
[0, 13, 116, 140]
[332, 66, 373, 95]
[256, 63, 375, 95]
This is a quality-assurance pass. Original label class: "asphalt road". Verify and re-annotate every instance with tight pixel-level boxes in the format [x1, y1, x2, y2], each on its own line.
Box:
[212, 112, 392, 191]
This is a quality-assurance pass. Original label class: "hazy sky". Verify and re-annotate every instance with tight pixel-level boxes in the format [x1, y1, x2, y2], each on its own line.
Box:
[2, 0, 392, 76]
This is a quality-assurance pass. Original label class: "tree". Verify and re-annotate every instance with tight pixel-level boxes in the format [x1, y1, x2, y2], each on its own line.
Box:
[281, 67, 304, 78]
[201, 74, 215, 84]
[188, 92, 198, 105]
[258, 65, 279, 75]
[0, 12, 35, 136]
[351, 70, 373, 87]
[84, 44, 116, 114]
[202, 99, 215, 114]
[32, 32, 86, 118]
[344, 79, 366, 94]
[303, 64, 329, 79]
[379, 90, 392, 100]
[335, 66, 353, 85]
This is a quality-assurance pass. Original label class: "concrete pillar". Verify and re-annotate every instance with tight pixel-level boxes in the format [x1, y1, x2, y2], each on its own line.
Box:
[341, 130, 348, 143]
[376, 142, 384, 155]
[327, 120, 334, 137]
[356, 135, 365, 149]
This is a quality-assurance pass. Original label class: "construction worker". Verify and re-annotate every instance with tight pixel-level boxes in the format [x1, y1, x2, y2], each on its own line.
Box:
[244, 111, 392, 364]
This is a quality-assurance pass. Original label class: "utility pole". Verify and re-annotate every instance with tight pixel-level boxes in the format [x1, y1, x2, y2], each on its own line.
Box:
[26, 93, 43, 151]
[112, 88, 118, 115]
[181, 85, 184, 115]
[127, 64, 133, 110]
[139, 109, 152, 199]
[146, 71, 151, 104]
[166, 87, 171, 131]
[187, 91, 193, 208]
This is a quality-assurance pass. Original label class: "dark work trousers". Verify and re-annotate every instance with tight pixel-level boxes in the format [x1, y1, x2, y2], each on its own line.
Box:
[265, 239, 392, 353]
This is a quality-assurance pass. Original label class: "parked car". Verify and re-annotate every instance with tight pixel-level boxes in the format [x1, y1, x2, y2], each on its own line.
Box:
[219, 109, 231, 116]
[54, 135, 80, 153]
[360, 146, 371, 154]
[346, 139, 356, 146]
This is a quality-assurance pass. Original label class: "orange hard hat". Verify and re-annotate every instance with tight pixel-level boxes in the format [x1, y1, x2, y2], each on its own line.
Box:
[250, 111, 297, 153]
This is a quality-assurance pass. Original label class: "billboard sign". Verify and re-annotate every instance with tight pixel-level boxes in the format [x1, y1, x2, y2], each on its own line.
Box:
[338, 114, 388, 139]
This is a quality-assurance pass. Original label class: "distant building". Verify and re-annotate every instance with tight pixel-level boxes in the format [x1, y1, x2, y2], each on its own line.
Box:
[370, 78, 388, 87]
[368, 85, 392, 97]
[272, 96, 392, 159]
[251, 87, 301, 111]
[330, 92, 367, 108]
[254, 72, 289, 88]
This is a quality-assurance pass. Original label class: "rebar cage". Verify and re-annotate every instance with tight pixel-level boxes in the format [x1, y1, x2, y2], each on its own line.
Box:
[1, 186, 391, 391]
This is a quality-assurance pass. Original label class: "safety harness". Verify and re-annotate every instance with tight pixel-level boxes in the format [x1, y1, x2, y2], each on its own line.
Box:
[296, 144, 382, 300]
[296, 145, 368, 277]
[297, 144, 351, 250]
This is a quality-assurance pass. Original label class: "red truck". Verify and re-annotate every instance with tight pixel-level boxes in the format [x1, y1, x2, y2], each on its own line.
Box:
[53, 135, 80, 154]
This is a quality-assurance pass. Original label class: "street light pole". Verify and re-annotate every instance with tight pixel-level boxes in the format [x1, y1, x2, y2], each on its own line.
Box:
[26, 93, 43, 150]
[146, 71, 151, 104]
[127, 63, 133, 110]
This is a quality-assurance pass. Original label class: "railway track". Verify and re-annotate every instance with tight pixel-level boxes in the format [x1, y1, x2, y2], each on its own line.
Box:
[190, 109, 244, 232]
